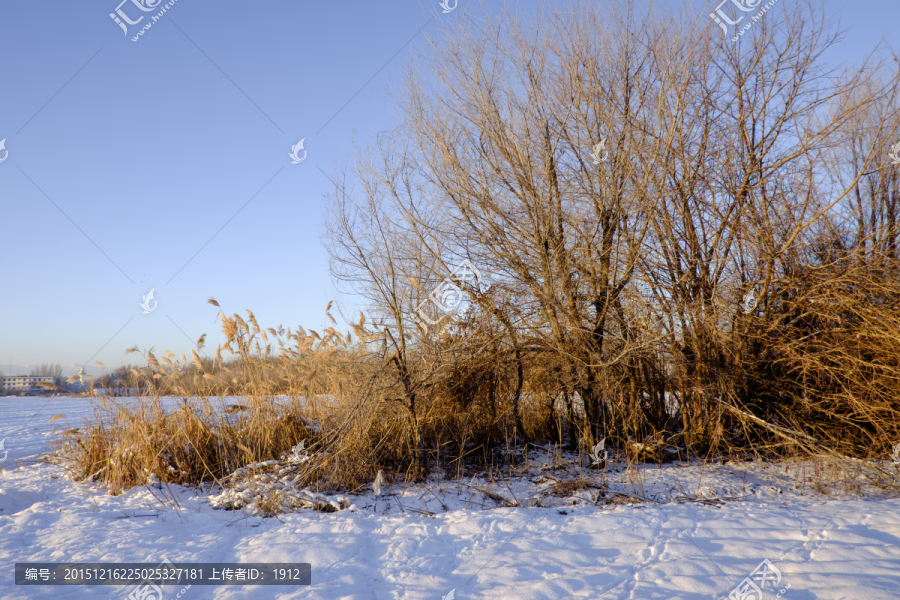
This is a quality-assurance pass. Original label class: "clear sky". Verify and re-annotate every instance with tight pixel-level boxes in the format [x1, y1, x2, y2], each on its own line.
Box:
[0, 0, 897, 378]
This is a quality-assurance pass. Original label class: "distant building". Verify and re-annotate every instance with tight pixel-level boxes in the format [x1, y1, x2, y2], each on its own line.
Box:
[1, 375, 59, 395]
[66, 367, 90, 393]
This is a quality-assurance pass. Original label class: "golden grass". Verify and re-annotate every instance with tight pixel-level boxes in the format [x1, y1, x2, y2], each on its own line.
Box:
[61, 270, 900, 507]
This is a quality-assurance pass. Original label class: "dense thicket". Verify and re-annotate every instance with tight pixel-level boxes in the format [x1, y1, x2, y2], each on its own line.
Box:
[324, 1, 900, 470]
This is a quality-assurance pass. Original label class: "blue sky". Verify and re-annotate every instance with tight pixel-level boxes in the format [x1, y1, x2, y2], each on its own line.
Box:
[0, 0, 897, 378]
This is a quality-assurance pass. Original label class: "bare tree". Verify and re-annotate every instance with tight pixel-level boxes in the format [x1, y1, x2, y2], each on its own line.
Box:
[30, 363, 63, 378]
[324, 0, 900, 465]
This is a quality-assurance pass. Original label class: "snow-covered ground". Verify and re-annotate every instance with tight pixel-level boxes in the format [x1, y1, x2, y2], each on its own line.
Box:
[2, 396, 900, 599]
